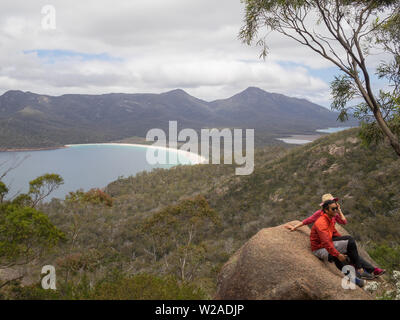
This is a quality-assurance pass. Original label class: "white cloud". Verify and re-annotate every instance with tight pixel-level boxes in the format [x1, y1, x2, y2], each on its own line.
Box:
[0, 0, 389, 107]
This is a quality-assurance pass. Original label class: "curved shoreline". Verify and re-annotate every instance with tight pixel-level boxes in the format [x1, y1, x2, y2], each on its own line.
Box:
[1, 143, 207, 165]
[0, 146, 67, 153]
[66, 143, 209, 165]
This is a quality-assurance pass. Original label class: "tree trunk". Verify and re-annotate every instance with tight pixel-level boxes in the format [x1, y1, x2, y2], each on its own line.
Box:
[353, 72, 400, 157]
[373, 108, 400, 156]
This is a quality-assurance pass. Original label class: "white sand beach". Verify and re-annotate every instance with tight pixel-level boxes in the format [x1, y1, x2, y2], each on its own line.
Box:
[65, 143, 208, 165]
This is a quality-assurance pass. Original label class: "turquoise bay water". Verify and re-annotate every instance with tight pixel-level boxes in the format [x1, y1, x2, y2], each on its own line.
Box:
[0, 144, 193, 201]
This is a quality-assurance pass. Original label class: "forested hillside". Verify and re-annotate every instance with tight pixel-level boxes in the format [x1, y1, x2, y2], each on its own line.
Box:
[1, 128, 399, 299]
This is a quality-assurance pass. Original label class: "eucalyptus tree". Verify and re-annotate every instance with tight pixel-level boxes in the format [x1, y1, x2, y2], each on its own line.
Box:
[240, 0, 400, 155]
[0, 173, 65, 288]
[140, 195, 220, 281]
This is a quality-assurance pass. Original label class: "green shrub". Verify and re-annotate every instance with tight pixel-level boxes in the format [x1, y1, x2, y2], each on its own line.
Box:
[92, 274, 207, 300]
[368, 244, 400, 275]
[5, 273, 207, 300]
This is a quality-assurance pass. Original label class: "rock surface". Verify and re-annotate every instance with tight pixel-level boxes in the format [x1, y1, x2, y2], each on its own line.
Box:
[215, 221, 374, 300]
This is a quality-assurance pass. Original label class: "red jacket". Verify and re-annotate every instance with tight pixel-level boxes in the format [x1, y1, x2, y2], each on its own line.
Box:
[310, 212, 342, 257]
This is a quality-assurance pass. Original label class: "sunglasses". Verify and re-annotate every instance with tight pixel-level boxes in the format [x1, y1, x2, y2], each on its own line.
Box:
[330, 206, 339, 211]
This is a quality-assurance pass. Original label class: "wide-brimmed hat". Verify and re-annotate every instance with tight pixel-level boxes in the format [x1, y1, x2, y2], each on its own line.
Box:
[320, 193, 339, 206]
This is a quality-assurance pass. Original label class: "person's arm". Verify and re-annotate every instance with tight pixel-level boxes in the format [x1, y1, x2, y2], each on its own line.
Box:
[335, 203, 347, 225]
[286, 221, 304, 232]
[316, 224, 341, 258]
[286, 210, 322, 232]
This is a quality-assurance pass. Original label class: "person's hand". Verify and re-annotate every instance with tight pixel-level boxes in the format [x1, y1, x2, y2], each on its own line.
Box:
[338, 254, 346, 262]
[337, 202, 341, 211]
[284, 225, 296, 232]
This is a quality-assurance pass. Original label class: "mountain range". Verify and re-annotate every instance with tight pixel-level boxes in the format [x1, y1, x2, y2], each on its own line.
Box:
[0, 87, 358, 149]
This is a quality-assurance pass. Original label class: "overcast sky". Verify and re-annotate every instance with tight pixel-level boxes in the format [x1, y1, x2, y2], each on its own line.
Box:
[0, 0, 388, 107]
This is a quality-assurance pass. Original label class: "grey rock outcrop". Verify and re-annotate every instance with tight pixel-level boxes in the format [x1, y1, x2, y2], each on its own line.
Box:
[215, 221, 374, 300]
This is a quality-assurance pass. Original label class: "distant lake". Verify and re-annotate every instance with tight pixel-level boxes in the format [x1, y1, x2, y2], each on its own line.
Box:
[277, 126, 353, 145]
[0, 144, 202, 201]
[316, 127, 352, 133]
[276, 138, 313, 145]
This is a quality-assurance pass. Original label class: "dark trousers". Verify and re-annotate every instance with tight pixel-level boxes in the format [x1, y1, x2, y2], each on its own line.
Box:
[328, 235, 375, 273]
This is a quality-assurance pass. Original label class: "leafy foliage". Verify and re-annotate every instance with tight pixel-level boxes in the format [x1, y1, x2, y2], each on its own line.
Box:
[66, 188, 113, 207]
[0, 173, 65, 273]
[92, 274, 207, 300]
[28, 174, 64, 208]
[5, 273, 206, 300]
[239, 0, 400, 156]
[369, 244, 400, 276]
[0, 203, 65, 269]
[0, 173, 65, 293]
[139, 195, 220, 281]
[0, 182, 8, 203]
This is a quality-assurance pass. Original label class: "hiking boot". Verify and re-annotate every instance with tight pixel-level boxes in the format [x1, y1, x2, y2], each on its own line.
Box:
[373, 268, 386, 277]
[354, 277, 365, 288]
[357, 271, 374, 280]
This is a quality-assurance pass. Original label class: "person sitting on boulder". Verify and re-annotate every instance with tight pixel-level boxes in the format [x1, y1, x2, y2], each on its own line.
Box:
[286, 194, 385, 280]
[310, 199, 385, 286]
[286, 193, 347, 231]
